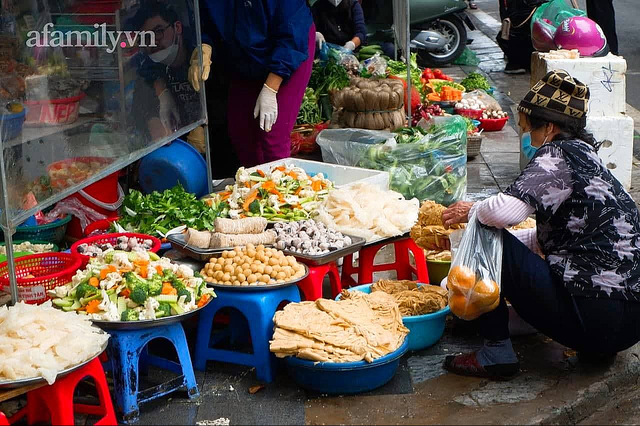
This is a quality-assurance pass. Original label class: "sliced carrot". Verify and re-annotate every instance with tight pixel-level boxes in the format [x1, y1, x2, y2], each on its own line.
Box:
[139, 264, 148, 279]
[85, 299, 102, 314]
[100, 265, 117, 280]
[89, 277, 100, 288]
[261, 181, 276, 191]
[120, 288, 131, 298]
[155, 265, 164, 275]
[76, 306, 86, 312]
[242, 189, 259, 211]
[275, 166, 286, 172]
[294, 187, 302, 195]
[288, 171, 298, 180]
[133, 259, 149, 267]
[244, 181, 251, 188]
[272, 189, 285, 203]
[257, 169, 266, 177]
[162, 282, 177, 295]
[119, 267, 132, 274]
[311, 180, 323, 191]
[220, 191, 232, 201]
[197, 293, 211, 308]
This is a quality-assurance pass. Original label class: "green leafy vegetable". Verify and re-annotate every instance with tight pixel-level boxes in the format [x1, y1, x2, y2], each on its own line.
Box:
[296, 88, 322, 125]
[460, 72, 491, 92]
[117, 184, 220, 237]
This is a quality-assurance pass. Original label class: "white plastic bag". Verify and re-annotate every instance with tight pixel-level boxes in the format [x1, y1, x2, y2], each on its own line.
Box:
[447, 213, 503, 320]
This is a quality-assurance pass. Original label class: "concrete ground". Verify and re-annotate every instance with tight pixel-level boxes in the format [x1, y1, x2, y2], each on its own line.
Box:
[5, 4, 640, 425]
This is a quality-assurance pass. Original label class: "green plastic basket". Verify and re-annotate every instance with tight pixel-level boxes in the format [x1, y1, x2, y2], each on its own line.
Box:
[12, 215, 72, 245]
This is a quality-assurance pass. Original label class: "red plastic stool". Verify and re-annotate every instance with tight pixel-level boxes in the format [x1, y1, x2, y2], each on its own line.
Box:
[341, 237, 429, 287]
[0, 412, 9, 425]
[24, 357, 117, 425]
[296, 262, 342, 301]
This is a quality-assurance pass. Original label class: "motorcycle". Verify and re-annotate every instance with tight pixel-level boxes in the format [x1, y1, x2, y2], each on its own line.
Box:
[362, 0, 476, 66]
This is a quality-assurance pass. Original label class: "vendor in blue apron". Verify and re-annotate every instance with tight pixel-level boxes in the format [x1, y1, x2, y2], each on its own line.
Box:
[312, 0, 367, 52]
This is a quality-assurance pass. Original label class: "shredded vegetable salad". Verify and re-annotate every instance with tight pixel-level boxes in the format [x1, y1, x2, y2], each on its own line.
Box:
[206, 165, 334, 222]
[49, 251, 215, 322]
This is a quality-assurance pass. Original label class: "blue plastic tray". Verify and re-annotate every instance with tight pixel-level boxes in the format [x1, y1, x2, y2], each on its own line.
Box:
[341, 283, 450, 351]
[285, 337, 408, 395]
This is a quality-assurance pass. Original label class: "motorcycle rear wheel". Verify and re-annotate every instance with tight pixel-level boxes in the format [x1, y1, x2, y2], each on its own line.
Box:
[417, 15, 467, 66]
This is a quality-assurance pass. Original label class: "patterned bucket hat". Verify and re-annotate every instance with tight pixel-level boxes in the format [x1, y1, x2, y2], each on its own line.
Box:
[518, 70, 589, 128]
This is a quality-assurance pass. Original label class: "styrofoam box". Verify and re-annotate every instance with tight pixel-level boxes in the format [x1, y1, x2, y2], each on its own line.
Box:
[586, 114, 634, 190]
[530, 52, 627, 117]
[247, 158, 390, 190]
[517, 114, 633, 190]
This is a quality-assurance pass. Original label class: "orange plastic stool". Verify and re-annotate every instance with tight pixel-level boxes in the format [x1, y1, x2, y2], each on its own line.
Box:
[341, 237, 429, 287]
[24, 357, 116, 425]
[296, 262, 342, 301]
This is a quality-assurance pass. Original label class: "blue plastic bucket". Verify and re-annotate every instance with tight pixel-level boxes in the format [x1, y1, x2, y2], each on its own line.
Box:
[284, 337, 409, 395]
[0, 108, 26, 142]
[340, 284, 450, 351]
[138, 138, 208, 198]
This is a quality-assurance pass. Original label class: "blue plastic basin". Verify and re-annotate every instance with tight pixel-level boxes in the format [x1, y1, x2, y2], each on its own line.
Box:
[0, 108, 26, 141]
[285, 337, 409, 395]
[138, 138, 208, 198]
[339, 284, 450, 351]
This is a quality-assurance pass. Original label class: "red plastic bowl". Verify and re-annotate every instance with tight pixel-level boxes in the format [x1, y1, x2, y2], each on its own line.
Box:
[24, 93, 86, 126]
[455, 108, 484, 120]
[0, 253, 83, 304]
[70, 232, 162, 265]
[478, 117, 508, 132]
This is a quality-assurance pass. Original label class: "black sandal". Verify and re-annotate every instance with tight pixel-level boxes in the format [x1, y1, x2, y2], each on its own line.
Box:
[469, 1, 478, 9]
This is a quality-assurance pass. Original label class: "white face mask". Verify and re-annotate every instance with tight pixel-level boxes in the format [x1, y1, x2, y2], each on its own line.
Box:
[148, 25, 179, 65]
[328, 0, 343, 6]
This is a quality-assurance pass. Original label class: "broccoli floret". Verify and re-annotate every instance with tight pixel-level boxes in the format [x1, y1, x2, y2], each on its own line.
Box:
[120, 309, 139, 321]
[177, 288, 191, 303]
[162, 269, 178, 284]
[124, 271, 149, 293]
[75, 282, 97, 299]
[156, 302, 172, 318]
[148, 275, 163, 296]
[249, 200, 261, 214]
[130, 286, 148, 304]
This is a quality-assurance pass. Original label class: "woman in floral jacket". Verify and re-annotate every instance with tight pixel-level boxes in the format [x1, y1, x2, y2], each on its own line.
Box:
[441, 70, 640, 380]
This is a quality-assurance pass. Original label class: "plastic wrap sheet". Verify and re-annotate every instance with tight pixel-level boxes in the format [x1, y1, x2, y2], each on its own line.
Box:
[316, 116, 467, 206]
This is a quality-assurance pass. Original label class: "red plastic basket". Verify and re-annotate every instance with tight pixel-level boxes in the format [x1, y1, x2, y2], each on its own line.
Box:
[70, 232, 162, 265]
[478, 117, 508, 132]
[0, 253, 83, 304]
[455, 108, 484, 120]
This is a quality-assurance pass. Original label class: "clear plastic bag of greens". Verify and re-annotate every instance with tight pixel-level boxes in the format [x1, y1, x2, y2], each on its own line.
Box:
[447, 213, 503, 321]
[316, 116, 468, 206]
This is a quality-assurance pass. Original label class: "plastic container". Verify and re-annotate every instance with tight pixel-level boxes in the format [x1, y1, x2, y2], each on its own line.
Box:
[426, 259, 451, 287]
[0, 240, 60, 254]
[138, 139, 208, 198]
[455, 108, 483, 120]
[68, 1, 121, 25]
[341, 283, 450, 351]
[14, 215, 72, 245]
[0, 253, 83, 304]
[84, 217, 119, 236]
[284, 337, 409, 394]
[478, 117, 508, 132]
[24, 93, 85, 126]
[0, 107, 26, 141]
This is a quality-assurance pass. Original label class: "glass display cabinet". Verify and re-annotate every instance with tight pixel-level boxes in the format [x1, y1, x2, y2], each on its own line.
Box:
[0, 0, 211, 304]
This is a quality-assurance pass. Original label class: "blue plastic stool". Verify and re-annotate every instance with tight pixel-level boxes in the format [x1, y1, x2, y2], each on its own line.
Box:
[194, 285, 301, 383]
[106, 322, 199, 424]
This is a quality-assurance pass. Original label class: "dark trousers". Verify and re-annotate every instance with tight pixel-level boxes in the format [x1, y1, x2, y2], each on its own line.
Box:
[204, 63, 240, 179]
[475, 230, 640, 355]
[586, 0, 619, 55]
